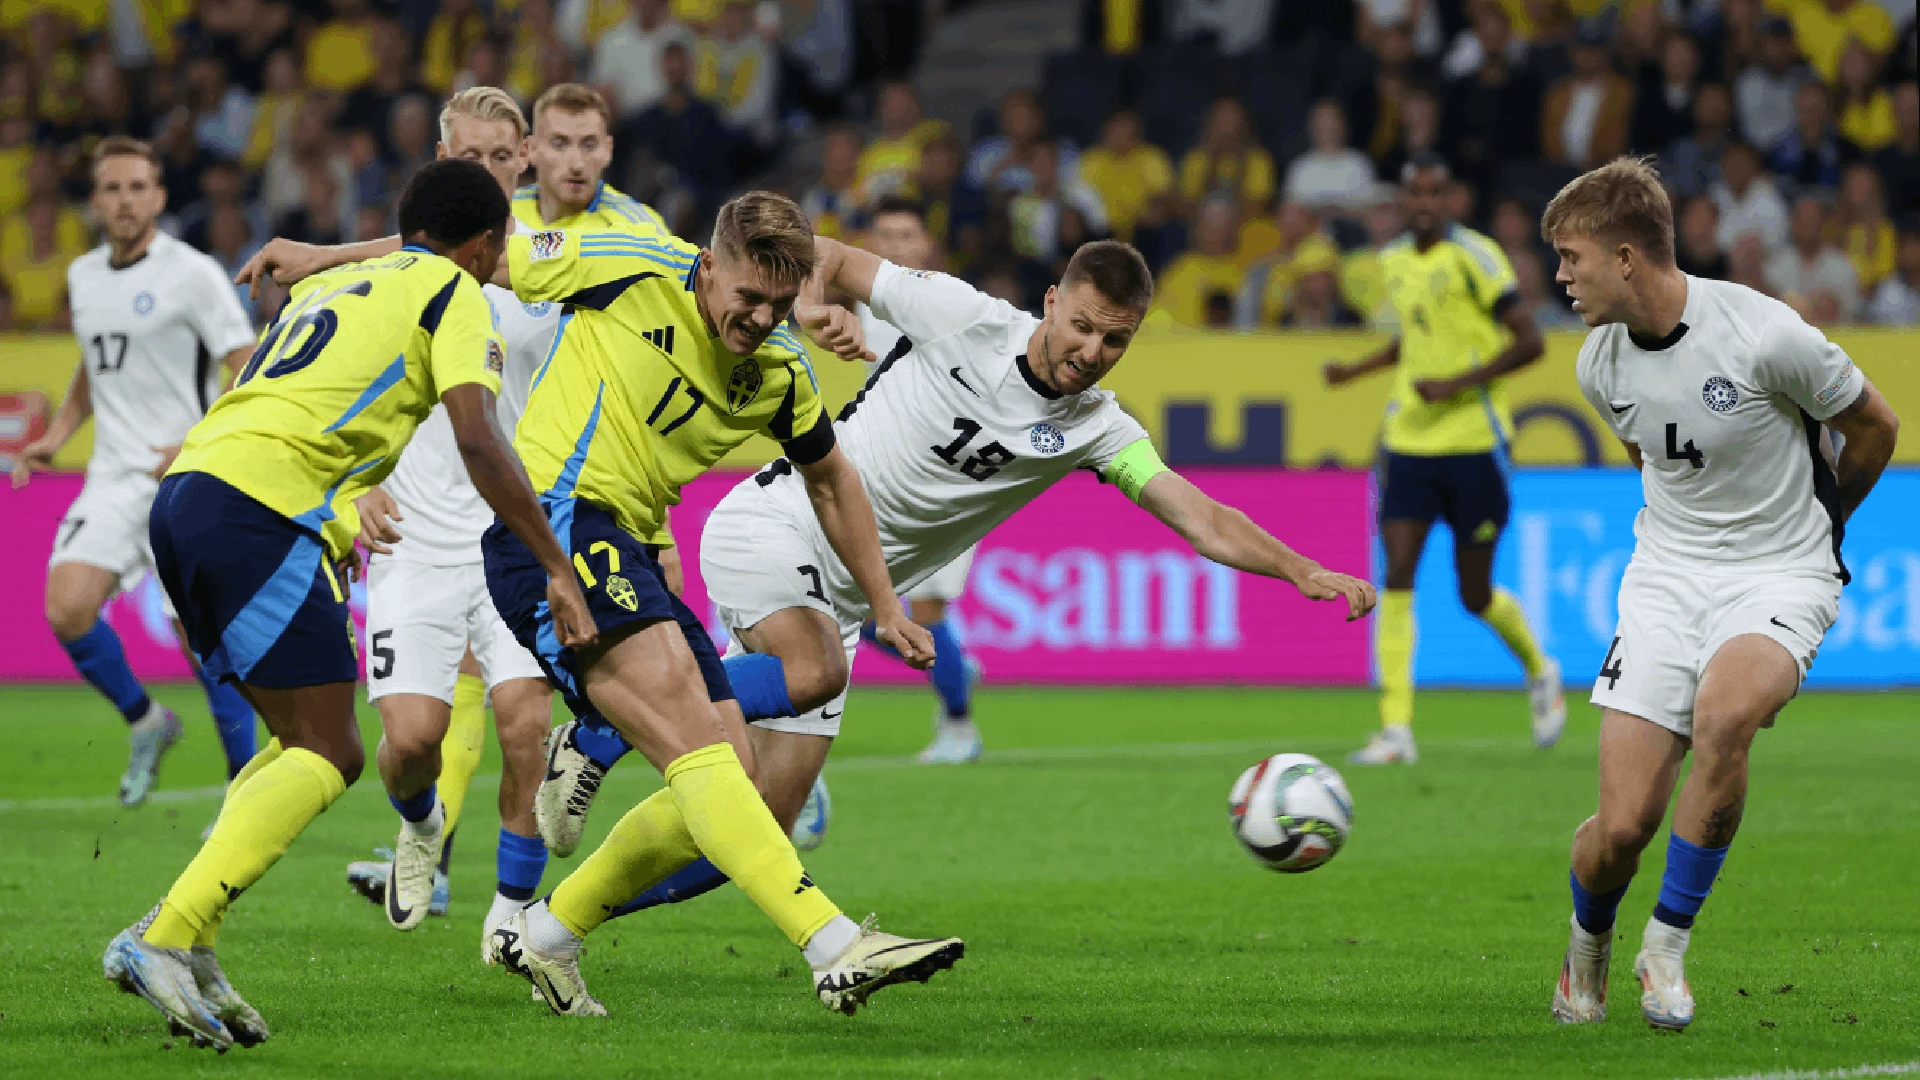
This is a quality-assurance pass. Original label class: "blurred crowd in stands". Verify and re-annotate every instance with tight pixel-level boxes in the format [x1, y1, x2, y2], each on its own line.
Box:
[1, 0, 1917, 335]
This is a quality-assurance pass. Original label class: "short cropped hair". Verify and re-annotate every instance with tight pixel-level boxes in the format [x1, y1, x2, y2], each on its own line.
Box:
[1061, 240, 1154, 312]
[710, 190, 817, 288]
[92, 136, 159, 178]
[398, 158, 511, 247]
[532, 82, 612, 132]
[1540, 155, 1676, 267]
[440, 85, 528, 146]
[869, 195, 925, 223]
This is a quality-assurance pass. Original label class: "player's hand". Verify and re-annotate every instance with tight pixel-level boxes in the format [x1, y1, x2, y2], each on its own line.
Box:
[338, 545, 366, 584]
[353, 486, 404, 555]
[795, 302, 876, 363]
[546, 575, 599, 648]
[1294, 568, 1376, 621]
[9, 436, 57, 488]
[234, 238, 328, 301]
[147, 443, 182, 480]
[871, 611, 936, 669]
[1321, 360, 1353, 387]
[1413, 377, 1461, 404]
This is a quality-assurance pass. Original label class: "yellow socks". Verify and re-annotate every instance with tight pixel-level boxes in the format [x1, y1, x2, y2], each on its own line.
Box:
[549, 788, 700, 937]
[1478, 588, 1546, 679]
[1375, 589, 1415, 728]
[439, 674, 487, 834]
[143, 748, 346, 950]
[191, 738, 286, 948]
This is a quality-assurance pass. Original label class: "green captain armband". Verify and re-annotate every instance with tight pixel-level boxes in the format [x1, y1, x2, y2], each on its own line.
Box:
[1106, 439, 1169, 504]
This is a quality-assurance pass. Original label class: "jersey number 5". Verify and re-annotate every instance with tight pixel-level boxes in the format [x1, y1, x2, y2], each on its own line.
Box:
[238, 280, 374, 384]
[932, 417, 1015, 481]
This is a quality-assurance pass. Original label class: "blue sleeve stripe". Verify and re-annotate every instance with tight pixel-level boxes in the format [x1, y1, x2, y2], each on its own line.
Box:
[579, 246, 693, 269]
[322, 353, 409, 433]
[581, 236, 693, 261]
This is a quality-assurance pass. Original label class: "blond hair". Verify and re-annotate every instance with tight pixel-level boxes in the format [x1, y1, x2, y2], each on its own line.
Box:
[439, 86, 528, 146]
[711, 191, 817, 287]
[92, 135, 158, 177]
[1540, 156, 1676, 267]
[531, 82, 612, 133]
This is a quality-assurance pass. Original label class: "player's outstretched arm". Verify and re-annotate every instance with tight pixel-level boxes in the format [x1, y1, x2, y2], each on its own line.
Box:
[1825, 380, 1900, 520]
[795, 444, 936, 667]
[233, 236, 404, 300]
[1323, 338, 1400, 388]
[442, 383, 598, 648]
[1135, 467, 1377, 621]
[806, 235, 883, 307]
[11, 360, 90, 488]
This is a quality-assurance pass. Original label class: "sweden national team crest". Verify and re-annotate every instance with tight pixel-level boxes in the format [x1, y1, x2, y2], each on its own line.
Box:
[1030, 423, 1065, 454]
[529, 230, 565, 262]
[133, 292, 154, 315]
[1702, 375, 1738, 413]
[726, 361, 763, 413]
[605, 573, 637, 611]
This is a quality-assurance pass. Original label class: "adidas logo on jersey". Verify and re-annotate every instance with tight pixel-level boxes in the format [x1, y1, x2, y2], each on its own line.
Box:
[642, 326, 676, 355]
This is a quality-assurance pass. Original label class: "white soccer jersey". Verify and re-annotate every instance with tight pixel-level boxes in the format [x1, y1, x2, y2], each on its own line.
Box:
[67, 232, 256, 477]
[378, 284, 562, 564]
[1576, 276, 1865, 580]
[743, 261, 1150, 614]
[855, 300, 905, 381]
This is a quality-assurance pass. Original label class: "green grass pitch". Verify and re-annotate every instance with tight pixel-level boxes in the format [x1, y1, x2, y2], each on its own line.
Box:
[1, 683, 1915, 1078]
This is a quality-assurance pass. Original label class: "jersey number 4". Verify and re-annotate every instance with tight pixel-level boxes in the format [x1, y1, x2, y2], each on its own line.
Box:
[1664, 423, 1704, 469]
[932, 417, 1014, 481]
[238, 280, 374, 384]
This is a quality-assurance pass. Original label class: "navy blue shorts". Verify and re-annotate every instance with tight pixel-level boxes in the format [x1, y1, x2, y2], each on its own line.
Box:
[482, 497, 733, 719]
[149, 472, 358, 688]
[1377, 451, 1511, 545]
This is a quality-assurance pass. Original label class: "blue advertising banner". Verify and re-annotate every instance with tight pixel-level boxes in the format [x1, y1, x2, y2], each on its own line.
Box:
[1406, 468, 1920, 689]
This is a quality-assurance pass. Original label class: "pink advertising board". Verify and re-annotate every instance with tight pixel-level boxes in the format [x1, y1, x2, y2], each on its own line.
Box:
[1, 468, 1372, 686]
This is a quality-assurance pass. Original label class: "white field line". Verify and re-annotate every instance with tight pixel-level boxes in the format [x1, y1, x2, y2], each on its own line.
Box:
[1682, 1063, 1920, 1080]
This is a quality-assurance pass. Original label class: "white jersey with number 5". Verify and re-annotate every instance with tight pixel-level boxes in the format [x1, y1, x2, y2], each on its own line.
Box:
[741, 261, 1149, 612]
[1575, 276, 1865, 580]
[67, 232, 256, 478]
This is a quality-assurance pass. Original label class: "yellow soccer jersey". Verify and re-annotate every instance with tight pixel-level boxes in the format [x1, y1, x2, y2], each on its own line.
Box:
[172, 245, 503, 555]
[1380, 226, 1520, 457]
[508, 226, 827, 543]
[512, 181, 666, 233]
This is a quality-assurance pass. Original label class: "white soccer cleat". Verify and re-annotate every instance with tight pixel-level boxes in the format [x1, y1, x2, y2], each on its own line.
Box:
[812, 916, 965, 1016]
[385, 803, 445, 931]
[103, 920, 231, 1051]
[483, 894, 529, 966]
[487, 908, 607, 1017]
[916, 718, 982, 765]
[1348, 725, 1418, 765]
[346, 848, 394, 906]
[1529, 658, 1568, 749]
[186, 946, 269, 1047]
[1551, 914, 1611, 1024]
[536, 721, 609, 859]
[120, 704, 184, 806]
[1635, 917, 1695, 1031]
[791, 774, 832, 851]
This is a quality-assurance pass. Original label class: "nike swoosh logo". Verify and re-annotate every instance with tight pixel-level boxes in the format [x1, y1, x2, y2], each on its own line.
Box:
[541, 972, 573, 1012]
[1769, 617, 1796, 634]
[545, 765, 565, 782]
[385, 865, 412, 925]
[821, 709, 843, 720]
[950, 367, 978, 396]
[1610, 402, 1634, 414]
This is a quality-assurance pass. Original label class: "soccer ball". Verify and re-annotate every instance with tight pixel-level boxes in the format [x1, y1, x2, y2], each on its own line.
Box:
[1228, 753, 1353, 873]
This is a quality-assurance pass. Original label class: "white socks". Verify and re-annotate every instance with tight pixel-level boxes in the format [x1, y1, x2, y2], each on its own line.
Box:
[486, 892, 528, 927]
[403, 801, 445, 837]
[802, 915, 862, 967]
[524, 899, 582, 958]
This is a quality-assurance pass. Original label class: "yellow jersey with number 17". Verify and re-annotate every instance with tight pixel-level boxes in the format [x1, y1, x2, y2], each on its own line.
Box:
[1380, 225, 1520, 457]
[170, 245, 504, 556]
[508, 226, 826, 544]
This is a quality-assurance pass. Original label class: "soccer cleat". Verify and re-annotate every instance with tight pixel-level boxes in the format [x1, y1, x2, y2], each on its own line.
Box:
[1551, 914, 1611, 1024]
[385, 803, 445, 931]
[916, 718, 983, 765]
[791, 774, 832, 851]
[186, 946, 269, 1047]
[812, 916, 965, 1016]
[1529, 658, 1568, 749]
[120, 704, 184, 806]
[483, 894, 528, 966]
[348, 851, 450, 917]
[536, 721, 608, 859]
[431, 870, 450, 917]
[103, 920, 231, 1051]
[1348, 725, 1418, 765]
[1635, 917, 1695, 1031]
[487, 909, 607, 1017]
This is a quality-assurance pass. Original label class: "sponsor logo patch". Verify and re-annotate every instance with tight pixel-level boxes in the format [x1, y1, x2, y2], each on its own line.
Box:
[1815, 360, 1855, 407]
[485, 339, 505, 375]
[528, 230, 565, 262]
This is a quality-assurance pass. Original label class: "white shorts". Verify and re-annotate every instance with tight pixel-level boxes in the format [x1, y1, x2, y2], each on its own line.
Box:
[364, 556, 546, 703]
[48, 472, 173, 615]
[903, 544, 976, 602]
[1590, 560, 1841, 738]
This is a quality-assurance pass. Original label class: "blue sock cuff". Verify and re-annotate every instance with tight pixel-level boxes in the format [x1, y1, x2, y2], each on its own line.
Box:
[925, 619, 972, 719]
[496, 828, 548, 901]
[1654, 833, 1729, 930]
[724, 653, 796, 721]
[607, 858, 730, 919]
[390, 784, 438, 824]
[571, 718, 631, 769]
[63, 620, 151, 722]
[1569, 869, 1630, 935]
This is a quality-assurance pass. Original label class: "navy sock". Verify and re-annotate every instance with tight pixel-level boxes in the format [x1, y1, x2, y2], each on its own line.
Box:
[438, 827, 456, 874]
[859, 620, 904, 662]
[722, 653, 795, 721]
[193, 664, 257, 779]
[62, 620, 151, 724]
[925, 620, 973, 719]
[572, 715, 631, 769]
[1652, 834, 1729, 930]
[607, 858, 730, 919]
[496, 828, 547, 902]
[390, 783, 438, 824]
[1570, 869, 1629, 935]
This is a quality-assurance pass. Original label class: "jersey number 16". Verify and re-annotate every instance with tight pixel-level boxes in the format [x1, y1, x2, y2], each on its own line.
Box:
[238, 280, 374, 384]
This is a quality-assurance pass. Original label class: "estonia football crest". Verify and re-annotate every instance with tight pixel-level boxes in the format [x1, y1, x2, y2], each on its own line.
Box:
[1030, 423, 1065, 455]
[1702, 375, 1738, 413]
[133, 292, 155, 315]
[523, 300, 552, 317]
[726, 361, 763, 413]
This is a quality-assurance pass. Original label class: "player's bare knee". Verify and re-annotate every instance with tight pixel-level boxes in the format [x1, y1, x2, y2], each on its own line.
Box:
[1688, 718, 1754, 776]
[783, 654, 848, 714]
[45, 596, 95, 642]
[1596, 808, 1661, 859]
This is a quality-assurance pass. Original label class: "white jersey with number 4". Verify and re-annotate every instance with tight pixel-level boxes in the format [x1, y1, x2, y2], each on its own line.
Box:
[1576, 276, 1864, 581]
[67, 232, 256, 478]
[378, 284, 561, 564]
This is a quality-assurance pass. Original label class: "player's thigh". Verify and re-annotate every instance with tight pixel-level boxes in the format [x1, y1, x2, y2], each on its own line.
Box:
[375, 692, 454, 761]
[365, 557, 467, 707]
[237, 680, 365, 784]
[1695, 573, 1840, 743]
[744, 724, 834, 830]
[734, 605, 850, 711]
[1591, 563, 1704, 741]
[1595, 707, 1689, 842]
[1437, 453, 1511, 553]
[743, 619, 860, 742]
[46, 475, 151, 630]
[579, 619, 736, 769]
[1377, 455, 1439, 587]
[43, 560, 120, 635]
